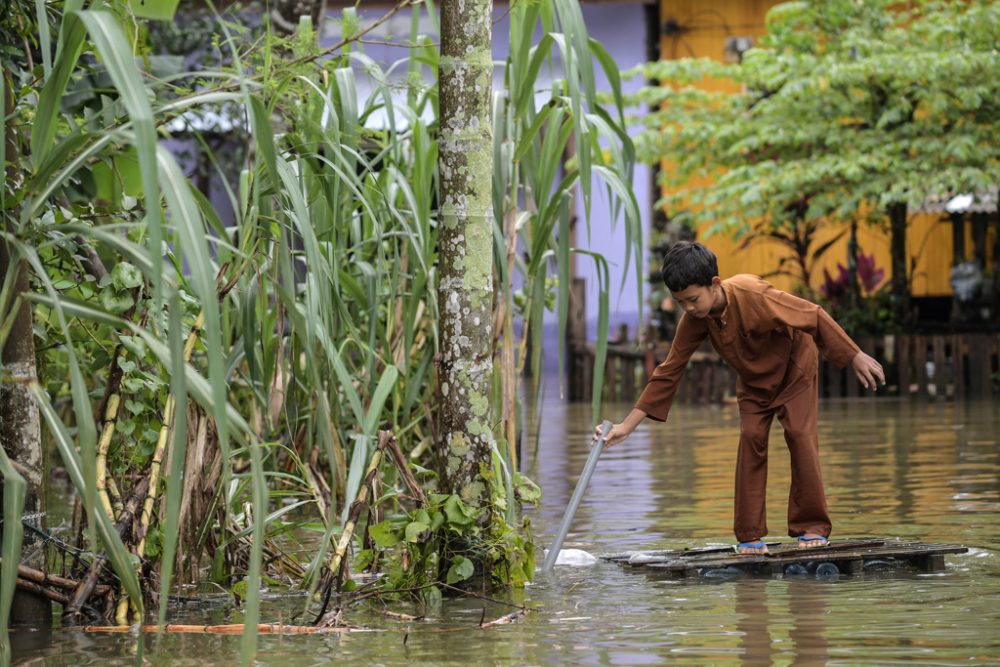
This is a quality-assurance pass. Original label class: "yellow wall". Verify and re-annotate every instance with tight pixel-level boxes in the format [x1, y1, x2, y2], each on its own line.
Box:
[657, 0, 960, 297]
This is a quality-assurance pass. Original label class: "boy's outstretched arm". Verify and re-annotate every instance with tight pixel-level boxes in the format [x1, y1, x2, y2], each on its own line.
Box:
[593, 408, 646, 448]
[852, 350, 886, 389]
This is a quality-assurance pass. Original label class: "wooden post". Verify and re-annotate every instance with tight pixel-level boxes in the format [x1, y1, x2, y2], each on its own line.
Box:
[567, 278, 587, 402]
[920, 554, 946, 573]
[605, 355, 616, 404]
[622, 357, 636, 403]
[846, 360, 859, 398]
[896, 335, 911, 396]
[829, 361, 842, 399]
[952, 335, 965, 400]
[968, 334, 991, 398]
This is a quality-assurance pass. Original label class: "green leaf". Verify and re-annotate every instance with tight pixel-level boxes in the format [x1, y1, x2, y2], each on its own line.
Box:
[0, 448, 26, 665]
[514, 472, 541, 505]
[111, 261, 143, 290]
[446, 555, 474, 584]
[404, 520, 430, 542]
[100, 287, 133, 314]
[355, 549, 374, 570]
[443, 495, 475, 527]
[32, 13, 87, 167]
[369, 520, 401, 548]
[127, 0, 180, 21]
[363, 365, 398, 435]
[421, 585, 442, 609]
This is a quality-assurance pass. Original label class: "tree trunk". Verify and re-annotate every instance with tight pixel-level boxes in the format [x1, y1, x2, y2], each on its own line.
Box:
[436, 0, 495, 509]
[887, 201, 909, 325]
[846, 219, 860, 312]
[1, 70, 49, 625]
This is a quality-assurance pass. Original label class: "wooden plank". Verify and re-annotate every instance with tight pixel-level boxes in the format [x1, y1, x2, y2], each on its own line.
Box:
[605, 540, 967, 579]
[969, 334, 991, 398]
[606, 539, 887, 565]
[921, 554, 946, 573]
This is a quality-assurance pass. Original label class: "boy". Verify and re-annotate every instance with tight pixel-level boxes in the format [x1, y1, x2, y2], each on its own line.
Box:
[599, 242, 885, 554]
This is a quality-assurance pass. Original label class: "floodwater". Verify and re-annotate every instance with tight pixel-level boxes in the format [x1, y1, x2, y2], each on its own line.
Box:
[12, 398, 1000, 665]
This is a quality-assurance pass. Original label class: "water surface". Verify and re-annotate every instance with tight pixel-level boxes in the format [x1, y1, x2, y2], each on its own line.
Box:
[13, 398, 1000, 665]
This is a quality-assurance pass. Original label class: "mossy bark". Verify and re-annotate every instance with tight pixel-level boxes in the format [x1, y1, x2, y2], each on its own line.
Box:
[436, 0, 494, 510]
[1, 71, 50, 625]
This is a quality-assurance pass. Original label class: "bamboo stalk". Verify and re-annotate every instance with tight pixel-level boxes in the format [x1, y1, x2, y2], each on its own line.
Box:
[312, 431, 393, 625]
[117, 310, 206, 623]
[95, 393, 121, 520]
[384, 434, 426, 506]
[327, 431, 390, 583]
[80, 623, 376, 634]
[63, 475, 150, 625]
[106, 476, 124, 517]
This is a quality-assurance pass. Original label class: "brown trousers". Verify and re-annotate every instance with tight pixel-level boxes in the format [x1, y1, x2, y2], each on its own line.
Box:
[734, 378, 831, 542]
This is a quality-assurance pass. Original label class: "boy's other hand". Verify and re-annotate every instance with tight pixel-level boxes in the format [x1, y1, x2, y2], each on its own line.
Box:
[594, 422, 631, 448]
[852, 351, 886, 390]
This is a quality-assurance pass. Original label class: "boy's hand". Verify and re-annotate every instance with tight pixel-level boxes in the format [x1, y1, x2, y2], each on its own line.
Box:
[593, 422, 632, 448]
[594, 409, 647, 448]
[852, 351, 886, 390]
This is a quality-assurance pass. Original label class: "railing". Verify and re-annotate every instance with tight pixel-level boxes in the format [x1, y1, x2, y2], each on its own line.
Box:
[567, 332, 1000, 404]
[822, 333, 1000, 399]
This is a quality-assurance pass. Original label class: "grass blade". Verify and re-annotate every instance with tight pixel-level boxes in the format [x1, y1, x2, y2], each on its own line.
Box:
[0, 448, 26, 667]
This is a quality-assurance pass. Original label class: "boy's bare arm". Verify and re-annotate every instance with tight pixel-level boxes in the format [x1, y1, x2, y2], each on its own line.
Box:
[593, 408, 647, 448]
[852, 350, 886, 389]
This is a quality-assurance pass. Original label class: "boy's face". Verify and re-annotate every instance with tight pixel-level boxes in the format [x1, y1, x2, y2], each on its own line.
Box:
[671, 278, 723, 319]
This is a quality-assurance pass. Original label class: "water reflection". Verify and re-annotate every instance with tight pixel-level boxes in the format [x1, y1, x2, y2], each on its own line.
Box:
[733, 579, 830, 666]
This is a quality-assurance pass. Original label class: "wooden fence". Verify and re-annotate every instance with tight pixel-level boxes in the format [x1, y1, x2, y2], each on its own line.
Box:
[567, 333, 1000, 404]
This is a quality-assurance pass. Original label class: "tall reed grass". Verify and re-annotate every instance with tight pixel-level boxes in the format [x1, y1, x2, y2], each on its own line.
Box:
[0, 0, 638, 661]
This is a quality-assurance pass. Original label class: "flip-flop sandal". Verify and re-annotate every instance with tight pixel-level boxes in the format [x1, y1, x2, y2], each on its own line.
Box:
[735, 540, 769, 554]
[797, 535, 830, 548]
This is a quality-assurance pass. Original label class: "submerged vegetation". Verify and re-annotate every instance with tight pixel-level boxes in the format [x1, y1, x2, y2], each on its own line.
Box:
[0, 0, 637, 661]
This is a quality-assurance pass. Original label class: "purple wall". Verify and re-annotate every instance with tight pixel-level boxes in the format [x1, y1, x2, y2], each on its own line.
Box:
[323, 3, 654, 364]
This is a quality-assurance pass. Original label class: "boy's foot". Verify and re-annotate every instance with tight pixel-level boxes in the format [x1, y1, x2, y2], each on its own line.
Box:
[736, 540, 769, 555]
[797, 534, 829, 549]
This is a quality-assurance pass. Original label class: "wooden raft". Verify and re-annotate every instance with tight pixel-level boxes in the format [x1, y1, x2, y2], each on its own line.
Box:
[601, 539, 968, 579]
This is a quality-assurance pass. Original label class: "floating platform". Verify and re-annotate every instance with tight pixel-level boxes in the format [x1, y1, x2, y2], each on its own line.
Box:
[601, 539, 968, 580]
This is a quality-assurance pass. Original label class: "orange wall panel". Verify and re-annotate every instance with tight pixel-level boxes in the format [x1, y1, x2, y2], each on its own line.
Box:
[656, 0, 955, 297]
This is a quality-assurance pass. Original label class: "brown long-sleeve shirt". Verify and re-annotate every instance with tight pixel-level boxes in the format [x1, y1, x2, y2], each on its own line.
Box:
[635, 274, 860, 421]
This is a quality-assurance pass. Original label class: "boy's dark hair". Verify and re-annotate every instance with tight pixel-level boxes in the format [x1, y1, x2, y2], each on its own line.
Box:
[661, 241, 719, 292]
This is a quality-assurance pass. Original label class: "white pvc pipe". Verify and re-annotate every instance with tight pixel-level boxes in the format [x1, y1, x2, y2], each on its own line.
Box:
[541, 420, 613, 573]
